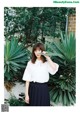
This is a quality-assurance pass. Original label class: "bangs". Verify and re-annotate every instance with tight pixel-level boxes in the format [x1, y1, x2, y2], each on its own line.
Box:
[34, 44, 45, 51]
[34, 47, 42, 51]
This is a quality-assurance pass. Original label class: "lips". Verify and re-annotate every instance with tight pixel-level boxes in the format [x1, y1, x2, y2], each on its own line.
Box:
[37, 54, 41, 56]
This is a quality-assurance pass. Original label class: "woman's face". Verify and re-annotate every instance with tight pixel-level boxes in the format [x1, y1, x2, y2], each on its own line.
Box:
[34, 49, 42, 58]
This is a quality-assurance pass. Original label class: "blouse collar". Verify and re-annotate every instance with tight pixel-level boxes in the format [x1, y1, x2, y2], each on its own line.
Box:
[36, 59, 43, 64]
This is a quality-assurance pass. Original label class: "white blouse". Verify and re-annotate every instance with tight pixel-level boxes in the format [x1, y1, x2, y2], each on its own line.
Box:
[22, 59, 59, 83]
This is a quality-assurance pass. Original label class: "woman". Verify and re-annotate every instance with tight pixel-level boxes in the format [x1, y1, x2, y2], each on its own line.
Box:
[22, 42, 59, 106]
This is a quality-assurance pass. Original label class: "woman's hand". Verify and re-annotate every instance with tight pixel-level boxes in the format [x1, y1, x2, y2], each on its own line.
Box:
[25, 95, 29, 104]
[42, 51, 50, 60]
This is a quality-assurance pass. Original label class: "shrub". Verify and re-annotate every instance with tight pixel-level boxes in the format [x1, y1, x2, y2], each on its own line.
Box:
[4, 37, 31, 81]
[47, 32, 76, 106]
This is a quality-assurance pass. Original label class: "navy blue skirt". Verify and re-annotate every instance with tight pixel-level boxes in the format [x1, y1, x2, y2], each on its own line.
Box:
[28, 81, 50, 106]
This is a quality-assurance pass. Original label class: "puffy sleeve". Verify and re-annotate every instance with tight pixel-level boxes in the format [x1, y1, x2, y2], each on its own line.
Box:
[22, 61, 32, 81]
[46, 61, 59, 75]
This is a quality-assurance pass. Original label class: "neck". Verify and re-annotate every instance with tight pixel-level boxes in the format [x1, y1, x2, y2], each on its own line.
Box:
[37, 57, 41, 60]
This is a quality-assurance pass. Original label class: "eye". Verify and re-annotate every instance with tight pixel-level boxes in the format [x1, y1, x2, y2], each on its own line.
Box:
[36, 50, 41, 54]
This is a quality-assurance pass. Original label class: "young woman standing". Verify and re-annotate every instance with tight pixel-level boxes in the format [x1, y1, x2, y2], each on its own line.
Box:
[22, 42, 59, 106]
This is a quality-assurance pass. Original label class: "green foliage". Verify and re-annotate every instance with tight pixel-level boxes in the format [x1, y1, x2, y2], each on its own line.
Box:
[4, 7, 75, 44]
[4, 37, 30, 81]
[50, 88, 75, 106]
[47, 32, 76, 106]
[7, 95, 26, 106]
[47, 32, 75, 66]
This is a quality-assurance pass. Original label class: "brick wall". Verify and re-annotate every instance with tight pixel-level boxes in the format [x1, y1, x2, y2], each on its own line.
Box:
[68, 14, 76, 33]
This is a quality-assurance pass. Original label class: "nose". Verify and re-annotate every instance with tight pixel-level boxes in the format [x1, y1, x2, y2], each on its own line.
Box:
[37, 51, 41, 54]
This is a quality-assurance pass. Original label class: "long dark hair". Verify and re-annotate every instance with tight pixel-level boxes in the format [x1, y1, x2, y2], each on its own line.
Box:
[31, 42, 47, 63]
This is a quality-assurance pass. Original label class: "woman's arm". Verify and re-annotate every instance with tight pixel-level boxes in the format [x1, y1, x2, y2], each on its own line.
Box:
[42, 52, 59, 74]
[46, 56, 59, 71]
[25, 81, 30, 104]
